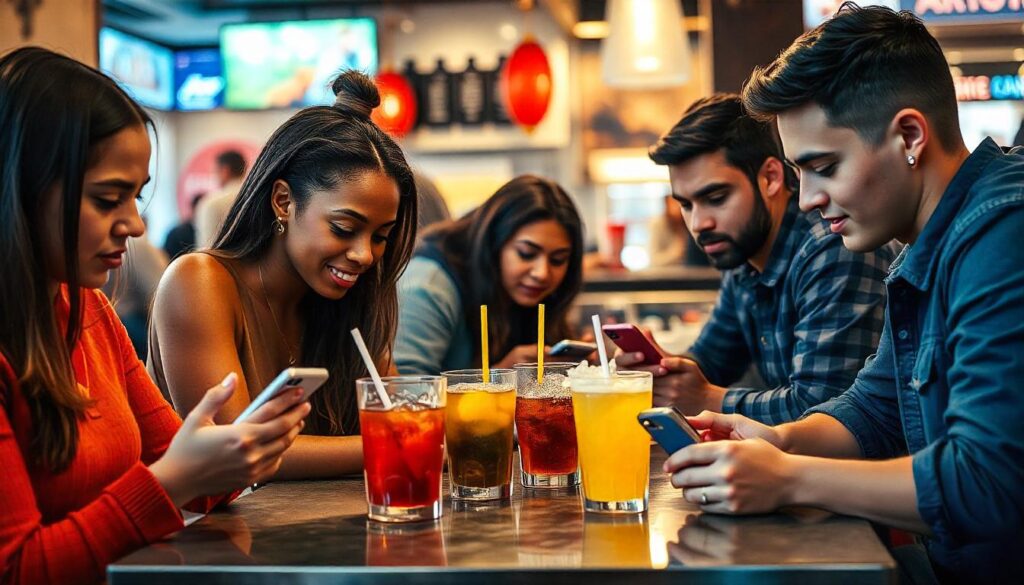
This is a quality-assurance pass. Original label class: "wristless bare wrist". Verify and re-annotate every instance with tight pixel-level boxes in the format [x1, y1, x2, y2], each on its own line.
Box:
[775, 423, 795, 453]
[149, 458, 193, 508]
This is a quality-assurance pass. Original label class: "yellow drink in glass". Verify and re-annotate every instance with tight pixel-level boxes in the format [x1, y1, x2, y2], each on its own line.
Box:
[570, 367, 652, 513]
[442, 369, 517, 500]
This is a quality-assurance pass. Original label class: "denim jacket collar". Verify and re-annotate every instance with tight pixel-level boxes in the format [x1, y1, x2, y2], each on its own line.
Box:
[888, 137, 1003, 292]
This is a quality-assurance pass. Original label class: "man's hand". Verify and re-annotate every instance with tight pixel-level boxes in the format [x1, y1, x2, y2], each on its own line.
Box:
[664, 438, 797, 515]
[612, 328, 725, 414]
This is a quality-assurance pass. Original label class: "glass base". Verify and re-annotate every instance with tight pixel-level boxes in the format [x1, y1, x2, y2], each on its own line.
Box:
[451, 483, 511, 501]
[368, 500, 442, 523]
[583, 496, 647, 514]
[521, 470, 580, 488]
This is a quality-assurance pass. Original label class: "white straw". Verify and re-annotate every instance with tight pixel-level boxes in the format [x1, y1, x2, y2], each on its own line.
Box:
[350, 328, 393, 409]
[591, 314, 610, 378]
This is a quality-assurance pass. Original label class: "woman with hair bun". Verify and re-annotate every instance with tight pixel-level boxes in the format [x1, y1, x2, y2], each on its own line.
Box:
[149, 70, 418, 478]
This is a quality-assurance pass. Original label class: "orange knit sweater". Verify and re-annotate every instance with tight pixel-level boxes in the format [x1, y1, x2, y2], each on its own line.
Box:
[0, 288, 229, 584]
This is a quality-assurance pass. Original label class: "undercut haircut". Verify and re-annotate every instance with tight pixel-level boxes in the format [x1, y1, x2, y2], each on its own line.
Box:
[741, 2, 961, 153]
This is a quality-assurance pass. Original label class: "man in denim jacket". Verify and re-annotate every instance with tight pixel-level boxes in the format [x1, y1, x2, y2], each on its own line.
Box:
[661, 5, 1023, 584]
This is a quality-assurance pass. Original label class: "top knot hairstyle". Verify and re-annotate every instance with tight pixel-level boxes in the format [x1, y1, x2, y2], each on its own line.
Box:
[741, 2, 961, 153]
[211, 69, 417, 436]
[649, 93, 798, 192]
[331, 71, 380, 120]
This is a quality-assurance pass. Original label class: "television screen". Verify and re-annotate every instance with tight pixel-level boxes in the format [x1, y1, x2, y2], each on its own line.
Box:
[221, 18, 377, 110]
[99, 27, 175, 111]
[175, 48, 225, 111]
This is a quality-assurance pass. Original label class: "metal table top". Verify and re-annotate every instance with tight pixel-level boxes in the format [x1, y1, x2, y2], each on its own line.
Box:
[109, 452, 896, 584]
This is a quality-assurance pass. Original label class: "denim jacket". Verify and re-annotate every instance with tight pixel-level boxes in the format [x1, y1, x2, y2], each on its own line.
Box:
[806, 138, 1024, 584]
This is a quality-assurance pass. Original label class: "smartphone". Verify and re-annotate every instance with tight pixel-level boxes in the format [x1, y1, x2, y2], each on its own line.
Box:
[549, 339, 598, 361]
[601, 323, 664, 366]
[233, 367, 329, 424]
[638, 407, 702, 454]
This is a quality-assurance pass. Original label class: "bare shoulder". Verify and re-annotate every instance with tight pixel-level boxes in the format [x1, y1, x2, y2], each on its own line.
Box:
[154, 253, 241, 325]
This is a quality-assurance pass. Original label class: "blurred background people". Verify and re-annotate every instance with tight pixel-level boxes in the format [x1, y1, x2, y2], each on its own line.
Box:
[163, 191, 204, 260]
[395, 175, 584, 374]
[103, 227, 169, 361]
[194, 149, 246, 248]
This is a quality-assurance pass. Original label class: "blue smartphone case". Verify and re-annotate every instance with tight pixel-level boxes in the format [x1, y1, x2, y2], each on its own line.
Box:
[638, 407, 700, 454]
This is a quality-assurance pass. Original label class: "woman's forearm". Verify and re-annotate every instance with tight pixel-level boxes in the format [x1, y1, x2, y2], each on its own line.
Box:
[272, 435, 363, 480]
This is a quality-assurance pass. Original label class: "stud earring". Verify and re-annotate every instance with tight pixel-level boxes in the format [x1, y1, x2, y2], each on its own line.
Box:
[907, 154, 917, 167]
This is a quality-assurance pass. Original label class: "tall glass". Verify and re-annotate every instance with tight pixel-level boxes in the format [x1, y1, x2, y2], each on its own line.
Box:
[441, 368, 516, 500]
[357, 376, 446, 523]
[570, 369, 653, 513]
[513, 362, 579, 488]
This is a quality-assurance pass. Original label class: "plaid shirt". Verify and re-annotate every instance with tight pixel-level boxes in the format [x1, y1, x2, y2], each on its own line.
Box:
[689, 196, 898, 425]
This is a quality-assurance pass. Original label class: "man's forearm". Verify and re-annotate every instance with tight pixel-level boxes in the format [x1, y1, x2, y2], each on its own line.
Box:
[788, 454, 930, 535]
[777, 413, 863, 458]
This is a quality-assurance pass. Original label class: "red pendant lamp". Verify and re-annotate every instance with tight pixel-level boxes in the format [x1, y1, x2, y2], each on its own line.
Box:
[503, 35, 552, 133]
[371, 68, 418, 138]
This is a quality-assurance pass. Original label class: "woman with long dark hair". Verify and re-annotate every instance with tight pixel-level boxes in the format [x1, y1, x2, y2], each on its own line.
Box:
[395, 175, 584, 374]
[0, 47, 308, 585]
[148, 71, 417, 478]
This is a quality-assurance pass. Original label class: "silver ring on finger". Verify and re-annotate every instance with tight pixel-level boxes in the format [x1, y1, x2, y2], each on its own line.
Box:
[700, 488, 709, 506]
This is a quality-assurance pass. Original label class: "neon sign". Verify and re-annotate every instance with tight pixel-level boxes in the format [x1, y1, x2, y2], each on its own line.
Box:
[906, 0, 1024, 23]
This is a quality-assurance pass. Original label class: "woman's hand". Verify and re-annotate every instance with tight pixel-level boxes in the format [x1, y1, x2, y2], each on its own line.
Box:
[494, 344, 552, 369]
[150, 373, 310, 507]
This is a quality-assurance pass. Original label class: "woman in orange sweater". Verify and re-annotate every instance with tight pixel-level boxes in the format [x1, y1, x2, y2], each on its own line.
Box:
[0, 47, 310, 585]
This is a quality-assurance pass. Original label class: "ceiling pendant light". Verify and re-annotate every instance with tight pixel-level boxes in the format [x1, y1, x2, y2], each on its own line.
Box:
[602, 0, 691, 89]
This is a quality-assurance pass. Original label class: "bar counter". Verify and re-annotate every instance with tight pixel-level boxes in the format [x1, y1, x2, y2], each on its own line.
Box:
[109, 452, 896, 584]
[582, 265, 722, 293]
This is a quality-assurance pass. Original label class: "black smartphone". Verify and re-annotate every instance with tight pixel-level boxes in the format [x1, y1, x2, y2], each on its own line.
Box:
[549, 339, 598, 360]
[638, 407, 701, 454]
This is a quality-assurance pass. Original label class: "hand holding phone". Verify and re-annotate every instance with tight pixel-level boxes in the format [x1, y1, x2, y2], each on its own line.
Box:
[638, 407, 701, 454]
[233, 367, 329, 424]
[549, 339, 599, 361]
[602, 323, 664, 366]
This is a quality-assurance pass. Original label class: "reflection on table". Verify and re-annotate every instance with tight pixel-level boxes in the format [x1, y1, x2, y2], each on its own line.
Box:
[109, 452, 895, 584]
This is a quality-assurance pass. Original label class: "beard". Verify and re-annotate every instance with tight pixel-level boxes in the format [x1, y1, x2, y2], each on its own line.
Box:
[696, 189, 773, 270]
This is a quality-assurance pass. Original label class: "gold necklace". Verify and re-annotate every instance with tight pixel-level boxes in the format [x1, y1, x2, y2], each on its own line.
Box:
[258, 263, 297, 366]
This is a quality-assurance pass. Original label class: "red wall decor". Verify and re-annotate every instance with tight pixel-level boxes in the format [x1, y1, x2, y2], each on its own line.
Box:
[371, 69, 418, 138]
[502, 36, 552, 133]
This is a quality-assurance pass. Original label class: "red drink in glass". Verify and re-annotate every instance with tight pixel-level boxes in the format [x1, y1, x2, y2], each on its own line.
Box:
[360, 407, 445, 520]
[516, 395, 579, 477]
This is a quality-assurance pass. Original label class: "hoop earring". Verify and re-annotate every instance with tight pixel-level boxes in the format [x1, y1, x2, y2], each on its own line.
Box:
[273, 217, 286, 235]
[906, 154, 917, 167]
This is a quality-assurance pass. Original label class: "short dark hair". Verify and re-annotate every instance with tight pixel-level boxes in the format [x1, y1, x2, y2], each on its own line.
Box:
[742, 2, 960, 153]
[215, 150, 246, 178]
[649, 93, 797, 191]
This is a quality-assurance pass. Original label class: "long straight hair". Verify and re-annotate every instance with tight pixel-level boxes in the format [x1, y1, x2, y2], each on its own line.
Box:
[0, 47, 152, 471]
[421, 175, 584, 362]
[210, 71, 417, 436]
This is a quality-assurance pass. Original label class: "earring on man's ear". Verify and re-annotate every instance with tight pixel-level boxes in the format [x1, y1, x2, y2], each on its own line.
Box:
[907, 154, 917, 167]
[273, 216, 286, 235]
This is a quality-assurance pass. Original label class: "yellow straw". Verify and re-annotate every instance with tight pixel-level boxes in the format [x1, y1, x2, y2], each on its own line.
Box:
[537, 304, 545, 383]
[481, 305, 490, 384]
